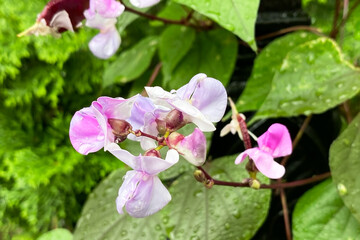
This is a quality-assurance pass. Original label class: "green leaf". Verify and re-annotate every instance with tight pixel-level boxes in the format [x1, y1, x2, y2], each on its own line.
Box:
[159, 25, 195, 85]
[251, 37, 360, 122]
[330, 113, 360, 223]
[164, 155, 270, 240]
[172, 0, 259, 51]
[73, 169, 167, 240]
[293, 179, 360, 240]
[103, 36, 159, 87]
[236, 31, 319, 113]
[37, 229, 73, 240]
[169, 28, 237, 89]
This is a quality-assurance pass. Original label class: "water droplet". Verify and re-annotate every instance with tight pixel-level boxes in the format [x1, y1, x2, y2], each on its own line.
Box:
[337, 183, 347, 196]
[155, 224, 162, 231]
[336, 82, 344, 88]
[190, 235, 200, 240]
[224, 222, 231, 230]
[120, 230, 128, 236]
[162, 216, 169, 224]
[232, 209, 242, 219]
[193, 190, 203, 197]
[339, 94, 347, 100]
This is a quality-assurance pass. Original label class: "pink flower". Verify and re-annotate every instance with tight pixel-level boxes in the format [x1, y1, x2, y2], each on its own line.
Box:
[107, 143, 179, 218]
[69, 95, 154, 154]
[145, 73, 227, 132]
[130, 0, 160, 8]
[235, 124, 292, 179]
[167, 128, 207, 166]
[84, 0, 125, 59]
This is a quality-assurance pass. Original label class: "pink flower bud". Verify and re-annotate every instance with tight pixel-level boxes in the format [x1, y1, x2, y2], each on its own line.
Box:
[144, 149, 161, 158]
[165, 109, 186, 131]
[108, 118, 132, 143]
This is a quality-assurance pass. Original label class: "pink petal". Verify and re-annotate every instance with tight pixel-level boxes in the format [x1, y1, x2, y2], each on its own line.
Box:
[116, 170, 139, 214]
[107, 143, 140, 170]
[85, 0, 124, 19]
[237, 148, 285, 179]
[176, 73, 207, 100]
[171, 128, 206, 166]
[130, 0, 160, 8]
[258, 123, 292, 158]
[234, 149, 252, 164]
[128, 95, 156, 130]
[69, 107, 104, 155]
[126, 175, 171, 218]
[89, 26, 120, 59]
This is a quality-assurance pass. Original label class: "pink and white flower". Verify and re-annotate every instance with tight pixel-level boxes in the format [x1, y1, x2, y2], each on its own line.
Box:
[107, 143, 179, 218]
[145, 73, 227, 132]
[235, 123, 292, 179]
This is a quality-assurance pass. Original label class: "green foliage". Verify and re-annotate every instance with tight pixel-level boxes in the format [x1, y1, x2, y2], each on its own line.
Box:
[293, 179, 360, 240]
[172, 0, 260, 51]
[37, 228, 73, 240]
[74, 155, 270, 240]
[236, 32, 319, 113]
[330, 113, 360, 223]
[103, 36, 159, 87]
[159, 25, 196, 85]
[169, 28, 238, 89]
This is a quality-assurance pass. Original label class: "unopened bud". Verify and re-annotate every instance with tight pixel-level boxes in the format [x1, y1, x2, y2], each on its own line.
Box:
[165, 109, 186, 131]
[144, 149, 161, 158]
[205, 179, 214, 189]
[249, 179, 261, 190]
[194, 170, 206, 182]
[166, 132, 185, 149]
[108, 119, 132, 143]
[156, 119, 167, 135]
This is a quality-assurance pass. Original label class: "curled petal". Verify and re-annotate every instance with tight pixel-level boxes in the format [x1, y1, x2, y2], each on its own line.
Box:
[144, 86, 176, 108]
[126, 175, 171, 218]
[107, 143, 140, 170]
[89, 26, 120, 59]
[170, 128, 206, 166]
[84, 0, 124, 19]
[236, 148, 285, 179]
[258, 123, 292, 158]
[69, 107, 104, 155]
[177, 74, 227, 122]
[130, 0, 160, 8]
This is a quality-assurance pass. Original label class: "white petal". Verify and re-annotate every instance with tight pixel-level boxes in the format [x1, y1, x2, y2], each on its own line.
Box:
[49, 10, 74, 32]
[130, 0, 160, 8]
[140, 149, 179, 175]
[116, 170, 139, 214]
[89, 26, 121, 59]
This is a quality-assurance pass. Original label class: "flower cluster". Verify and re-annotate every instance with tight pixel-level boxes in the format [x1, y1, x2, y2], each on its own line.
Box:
[69, 73, 227, 217]
[18, 0, 161, 58]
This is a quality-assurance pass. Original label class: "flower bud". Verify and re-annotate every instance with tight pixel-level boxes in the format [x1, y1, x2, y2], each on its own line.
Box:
[194, 170, 206, 183]
[108, 119, 132, 143]
[205, 179, 214, 189]
[156, 119, 167, 135]
[165, 109, 186, 131]
[249, 179, 261, 190]
[166, 132, 185, 149]
[144, 149, 161, 158]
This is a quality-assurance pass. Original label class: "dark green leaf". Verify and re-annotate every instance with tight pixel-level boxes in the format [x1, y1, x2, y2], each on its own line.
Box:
[164, 155, 270, 240]
[172, 0, 259, 51]
[330, 113, 360, 223]
[103, 36, 158, 87]
[251, 38, 360, 122]
[236, 32, 319, 112]
[159, 25, 195, 85]
[169, 28, 237, 89]
[293, 179, 360, 240]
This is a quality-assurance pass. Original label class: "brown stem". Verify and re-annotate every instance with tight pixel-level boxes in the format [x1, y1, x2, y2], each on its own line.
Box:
[141, 62, 162, 96]
[330, 0, 341, 38]
[331, 0, 360, 38]
[256, 26, 325, 41]
[281, 115, 312, 166]
[237, 115, 252, 149]
[197, 166, 331, 189]
[280, 188, 292, 240]
[342, 101, 353, 123]
[132, 129, 164, 143]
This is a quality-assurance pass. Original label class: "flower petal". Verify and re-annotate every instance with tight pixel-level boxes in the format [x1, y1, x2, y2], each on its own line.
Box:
[107, 143, 140, 170]
[236, 148, 285, 179]
[171, 128, 206, 166]
[140, 149, 179, 175]
[69, 107, 105, 155]
[126, 175, 171, 218]
[88, 25, 120, 59]
[258, 123, 292, 158]
[145, 86, 177, 108]
[116, 170, 139, 214]
[128, 95, 156, 130]
[130, 0, 160, 8]
[177, 74, 227, 122]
